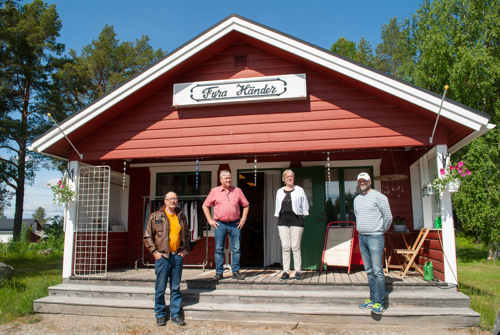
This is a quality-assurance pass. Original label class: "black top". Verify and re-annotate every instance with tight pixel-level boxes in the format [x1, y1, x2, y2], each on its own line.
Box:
[278, 189, 304, 227]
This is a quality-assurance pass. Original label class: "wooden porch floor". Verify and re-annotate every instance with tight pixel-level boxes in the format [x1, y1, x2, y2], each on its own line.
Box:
[69, 267, 445, 288]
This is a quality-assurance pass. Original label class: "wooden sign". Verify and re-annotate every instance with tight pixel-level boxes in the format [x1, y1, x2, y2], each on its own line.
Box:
[173, 74, 307, 107]
[321, 222, 355, 273]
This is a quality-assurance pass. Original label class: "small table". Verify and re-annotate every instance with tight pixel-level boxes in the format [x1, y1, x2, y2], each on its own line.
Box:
[384, 231, 415, 273]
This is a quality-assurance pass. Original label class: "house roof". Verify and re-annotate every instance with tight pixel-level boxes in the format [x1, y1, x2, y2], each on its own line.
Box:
[29, 14, 494, 159]
[0, 219, 37, 232]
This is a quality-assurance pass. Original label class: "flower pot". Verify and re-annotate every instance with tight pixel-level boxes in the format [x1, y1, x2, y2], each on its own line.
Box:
[445, 180, 461, 193]
[394, 225, 406, 232]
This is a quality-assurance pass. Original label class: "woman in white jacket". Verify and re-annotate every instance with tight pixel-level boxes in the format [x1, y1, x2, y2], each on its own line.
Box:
[275, 169, 309, 280]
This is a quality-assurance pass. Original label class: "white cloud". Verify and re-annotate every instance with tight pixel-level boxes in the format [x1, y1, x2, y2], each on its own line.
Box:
[42, 177, 61, 188]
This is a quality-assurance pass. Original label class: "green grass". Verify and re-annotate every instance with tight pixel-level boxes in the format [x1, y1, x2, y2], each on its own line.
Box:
[456, 235, 500, 331]
[0, 243, 63, 324]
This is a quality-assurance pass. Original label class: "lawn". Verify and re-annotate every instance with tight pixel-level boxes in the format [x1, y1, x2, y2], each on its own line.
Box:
[456, 235, 500, 331]
[0, 243, 63, 324]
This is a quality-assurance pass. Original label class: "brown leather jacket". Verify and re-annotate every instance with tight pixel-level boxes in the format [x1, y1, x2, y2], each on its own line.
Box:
[143, 205, 190, 257]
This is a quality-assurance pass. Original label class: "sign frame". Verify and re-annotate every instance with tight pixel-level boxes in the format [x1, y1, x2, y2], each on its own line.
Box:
[173, 74, 307, 108]
[320, 221, 356, 274]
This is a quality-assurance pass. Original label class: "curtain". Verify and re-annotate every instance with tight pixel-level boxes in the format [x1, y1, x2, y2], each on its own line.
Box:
[263, 171, 282, 266]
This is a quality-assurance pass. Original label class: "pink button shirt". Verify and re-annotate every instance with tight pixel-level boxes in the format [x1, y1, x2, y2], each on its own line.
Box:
[203, 186, 249, 222]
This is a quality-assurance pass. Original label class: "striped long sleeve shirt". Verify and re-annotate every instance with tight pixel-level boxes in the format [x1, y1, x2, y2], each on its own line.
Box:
[353, 189, 393, 235]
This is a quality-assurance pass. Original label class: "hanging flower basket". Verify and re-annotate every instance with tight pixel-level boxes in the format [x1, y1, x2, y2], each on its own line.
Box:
[432, 161, 470, 193]
[49, 175, 76, 206]
[445, 180, 461, 193]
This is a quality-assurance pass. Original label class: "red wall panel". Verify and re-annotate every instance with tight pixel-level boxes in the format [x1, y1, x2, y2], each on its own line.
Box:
[74, 41, 446, 161]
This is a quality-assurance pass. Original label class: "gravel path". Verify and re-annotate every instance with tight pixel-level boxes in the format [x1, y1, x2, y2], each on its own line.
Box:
[0, 315, 490, 335]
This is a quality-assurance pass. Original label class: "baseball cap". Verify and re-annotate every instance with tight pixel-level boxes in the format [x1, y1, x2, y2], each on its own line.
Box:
[357, 172, 371, 181]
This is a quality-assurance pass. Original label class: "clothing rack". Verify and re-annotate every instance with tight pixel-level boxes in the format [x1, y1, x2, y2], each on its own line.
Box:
[135, 195, 212, 271]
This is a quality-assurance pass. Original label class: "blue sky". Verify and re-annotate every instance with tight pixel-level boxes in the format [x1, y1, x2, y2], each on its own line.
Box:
[4, 0, 424, 218]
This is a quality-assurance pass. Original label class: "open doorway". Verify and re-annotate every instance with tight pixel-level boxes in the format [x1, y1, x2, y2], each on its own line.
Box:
[238, 172, 264, 267]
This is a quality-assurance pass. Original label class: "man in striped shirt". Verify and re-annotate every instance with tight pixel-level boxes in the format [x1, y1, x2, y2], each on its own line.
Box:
[353, 172, 393, 315]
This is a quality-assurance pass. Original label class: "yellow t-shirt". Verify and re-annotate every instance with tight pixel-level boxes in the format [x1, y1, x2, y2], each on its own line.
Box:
[166, 211, 181, 253]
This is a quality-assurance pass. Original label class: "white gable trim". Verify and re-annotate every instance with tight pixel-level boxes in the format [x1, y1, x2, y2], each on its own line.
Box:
[29, 16, 491, 155]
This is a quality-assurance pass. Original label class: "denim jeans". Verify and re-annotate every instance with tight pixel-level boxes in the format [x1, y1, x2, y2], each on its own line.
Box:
[214, 220, 241, 274]
[154, 254, 183, 319]
[358, 234, 385, 305]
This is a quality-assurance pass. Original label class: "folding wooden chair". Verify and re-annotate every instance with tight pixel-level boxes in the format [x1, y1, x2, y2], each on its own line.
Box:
[394, 228, 430, 278]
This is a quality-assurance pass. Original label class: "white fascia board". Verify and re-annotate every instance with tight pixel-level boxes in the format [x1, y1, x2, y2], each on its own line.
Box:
[449, 123, 496, 154]
[30, 20, 238, 154]
[232, 18, 489, 131]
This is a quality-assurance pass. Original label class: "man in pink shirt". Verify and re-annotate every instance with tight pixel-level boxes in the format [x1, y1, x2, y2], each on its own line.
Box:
[202, 170, 249, 281]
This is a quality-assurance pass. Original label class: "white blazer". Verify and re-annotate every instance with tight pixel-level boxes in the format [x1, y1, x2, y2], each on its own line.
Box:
[274, 185, 310, 217]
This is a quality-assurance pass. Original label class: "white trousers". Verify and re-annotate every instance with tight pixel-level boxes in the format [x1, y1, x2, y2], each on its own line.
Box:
[278, 226, 304, 273]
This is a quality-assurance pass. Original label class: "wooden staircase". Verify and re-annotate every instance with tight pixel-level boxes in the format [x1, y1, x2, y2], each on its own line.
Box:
[33, 268, 479, 328]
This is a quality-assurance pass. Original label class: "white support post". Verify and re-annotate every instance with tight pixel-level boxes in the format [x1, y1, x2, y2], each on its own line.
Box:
[410, 160, 423, 230]
[420, 155, 433, 228]
[62, 160, 79, 279]
[436, 145, 458, 285]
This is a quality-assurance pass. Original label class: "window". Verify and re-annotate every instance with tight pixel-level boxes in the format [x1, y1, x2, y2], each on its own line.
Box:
[156, 172, 211, 196]
[325, 167, 372, 224]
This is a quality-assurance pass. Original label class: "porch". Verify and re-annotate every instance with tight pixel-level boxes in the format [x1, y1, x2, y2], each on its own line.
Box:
[34, 267, 479, 328]
[64, 267, 444, 289]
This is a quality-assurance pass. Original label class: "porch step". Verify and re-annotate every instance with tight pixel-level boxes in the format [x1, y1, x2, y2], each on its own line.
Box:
[47, 284, 471, 309]
[33, 295, 479, 328]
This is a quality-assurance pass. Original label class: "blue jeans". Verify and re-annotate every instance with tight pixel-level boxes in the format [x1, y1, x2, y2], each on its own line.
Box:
[214, 220, 241, 274]
[154, 254, 183, 319]
[358, 234, 385, 305]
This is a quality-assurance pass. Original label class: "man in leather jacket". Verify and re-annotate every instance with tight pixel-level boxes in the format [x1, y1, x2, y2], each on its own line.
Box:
[144, 192, 190, 327]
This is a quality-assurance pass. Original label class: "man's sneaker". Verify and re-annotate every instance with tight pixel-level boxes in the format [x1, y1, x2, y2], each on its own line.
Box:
[213, 273, 223, 281]
[156, 317, 166, 326]
[280, 272, 290, 280]
[293, 272, 302, 280]
[171, 316, 185, 326]
[232, 272, 245, 280]
[371, 303, 384, 314]
[359, 299, 374, 309]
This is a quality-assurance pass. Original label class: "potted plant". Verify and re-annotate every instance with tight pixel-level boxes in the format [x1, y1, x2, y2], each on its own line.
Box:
[432, 161, 471, 193]
[49, 176, 76, 206]
[393, 216, 406, 232]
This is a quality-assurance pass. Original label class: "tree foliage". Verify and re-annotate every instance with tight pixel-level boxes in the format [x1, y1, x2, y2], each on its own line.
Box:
[331, 36, 376, 68]
[330, 37, 356, 60]
[385, 0, 500, 258]
[31, 206, 48, 227]
[0, 0, 67, 240]
[54, 24, 167, 112]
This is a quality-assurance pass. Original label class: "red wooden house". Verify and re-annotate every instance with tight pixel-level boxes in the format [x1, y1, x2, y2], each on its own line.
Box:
[30, 14, 494, 283]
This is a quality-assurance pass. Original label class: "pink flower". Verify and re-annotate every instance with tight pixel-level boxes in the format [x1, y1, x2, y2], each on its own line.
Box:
[58, 180, 62, 185]
[461, 173, 466, 177]
[455, 165, 459, 169]
[458, 168, 463, 173]
[450, 166, 454, 170]
[440, 169, 446, 175]
[466, 169, 471, 175]
[458, 162, 464, 167]
[61, 185, 65, 188]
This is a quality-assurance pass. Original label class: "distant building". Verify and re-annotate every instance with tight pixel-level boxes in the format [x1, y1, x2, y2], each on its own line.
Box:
[0, 219, 43, 243]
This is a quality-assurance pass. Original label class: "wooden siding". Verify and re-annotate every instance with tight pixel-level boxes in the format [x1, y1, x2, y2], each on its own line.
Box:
[73, 41, 447, 161]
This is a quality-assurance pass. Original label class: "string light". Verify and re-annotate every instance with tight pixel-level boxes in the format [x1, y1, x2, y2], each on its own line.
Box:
[326, 152, 330, 199]
[123, 161, 126, 189]
[254, 155, 257, 187]
[196, 158, 199, 190]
